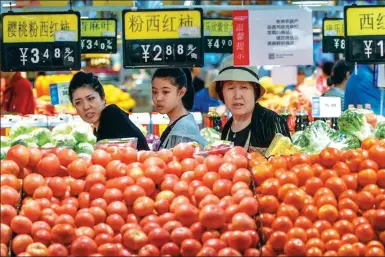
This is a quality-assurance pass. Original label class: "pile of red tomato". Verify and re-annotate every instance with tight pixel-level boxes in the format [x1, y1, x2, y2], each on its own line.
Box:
[250, 137, 385, 256]
[1, 143, 262, 256]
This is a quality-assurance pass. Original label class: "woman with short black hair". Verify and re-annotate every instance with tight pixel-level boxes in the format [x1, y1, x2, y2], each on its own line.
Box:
[69, 71, 149, 150]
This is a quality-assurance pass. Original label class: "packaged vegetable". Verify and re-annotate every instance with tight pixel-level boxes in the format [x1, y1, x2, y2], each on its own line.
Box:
[338, 109, 373, 141]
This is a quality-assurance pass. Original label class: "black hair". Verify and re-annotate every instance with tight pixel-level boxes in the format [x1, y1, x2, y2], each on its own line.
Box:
[327, 60, 353, 86]
[69, 71, 105, 103]
[322, 61, 334, 77]
[152, 68, 195, 111]
[216, 81, 261, 103]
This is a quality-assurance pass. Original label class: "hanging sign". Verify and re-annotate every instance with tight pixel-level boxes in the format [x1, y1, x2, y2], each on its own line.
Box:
[122, 8, 204, 68]
[204, 18, 233, 53]
[322, 18, 345, 53]
[344, 5, 385, 64]
[233, 8, 313, 66]
[1, 12, 81, 72]
[39, 0, 69, 6]
[81, 18, 117, 54]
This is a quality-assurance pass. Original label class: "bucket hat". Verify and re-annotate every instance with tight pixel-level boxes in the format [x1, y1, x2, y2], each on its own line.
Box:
[209, 55, 266, 100]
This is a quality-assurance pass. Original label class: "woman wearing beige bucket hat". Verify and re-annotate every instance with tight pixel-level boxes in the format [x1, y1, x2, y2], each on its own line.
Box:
[210, 55, 291, 154]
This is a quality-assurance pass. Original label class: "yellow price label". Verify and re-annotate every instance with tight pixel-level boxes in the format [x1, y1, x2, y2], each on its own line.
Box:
[2, 13, 79, 43]
[346, 6, 385, 36]
[204, 19, 232, 37]
[39, 0, 69, 7]
[124, 9, 202, 40]
[323, 19, 344, 37]
[81, 19, 116, 37]
[93, 0, 133, 6]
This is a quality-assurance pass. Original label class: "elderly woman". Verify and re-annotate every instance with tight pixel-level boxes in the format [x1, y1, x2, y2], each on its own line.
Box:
[209, 55, 291, 153]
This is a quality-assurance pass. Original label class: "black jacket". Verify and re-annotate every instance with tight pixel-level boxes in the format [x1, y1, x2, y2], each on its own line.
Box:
[94, 104, 150, 151]
[221, 103, 291, 149]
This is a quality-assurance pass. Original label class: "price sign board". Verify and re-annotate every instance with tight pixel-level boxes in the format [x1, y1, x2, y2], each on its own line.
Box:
[344, 5, 385, 64]
[1, 12, 81, 72]
[122, 9, 204, 68]
[204, 18, 233, 53]
[81, 19, 117, 54]
[312, 97, 342, 118]
[50, 82, 71, 105]
[322, 18, 345, 53]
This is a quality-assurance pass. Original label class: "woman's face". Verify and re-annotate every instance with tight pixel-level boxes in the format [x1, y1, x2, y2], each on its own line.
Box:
[72, 86, 105, 125]
[222, 81, 256, 117]
[152, 78, 186, 114]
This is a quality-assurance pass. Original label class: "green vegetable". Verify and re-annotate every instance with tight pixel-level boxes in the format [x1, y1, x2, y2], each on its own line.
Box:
[329, 131, 361, 150]
[52, 123, 73, 136]
[53, 135, 77, 148]
[1, 148, 9, 160]
[1, 136, 11, 148]
[28, 143, 39, 148]
[292, 131, 309, 148]
[9, 123, 33, 139]
[75, 142, 94, 155]
[338, 109, 373, 141]
[41, 143, 57, 148]
[87, 134, 97, 145]
[293, 120, 337, 154]
[11, 134, 34, 147]
[375, 122, 385, 140]
[31, 128, 52, 147]
[70, 126, 90, 143]
[200, 128, 221, 144]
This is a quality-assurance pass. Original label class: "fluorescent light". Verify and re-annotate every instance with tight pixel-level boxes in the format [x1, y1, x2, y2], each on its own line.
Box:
[184, 1, 194, 5]
[292, 1, 328, 5]
[2, 3, 16, 7]
[313, 28, 322, 33]
[81, 16, 88, 19]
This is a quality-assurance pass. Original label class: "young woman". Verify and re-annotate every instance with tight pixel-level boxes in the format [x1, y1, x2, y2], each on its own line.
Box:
[69, 71, 149, 150]
[152, 68, 207, 150]
[324, 60, 353, 109]
[209, 55, 291, 154]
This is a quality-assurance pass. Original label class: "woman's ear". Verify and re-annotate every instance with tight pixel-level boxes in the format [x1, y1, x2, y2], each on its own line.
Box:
[178, 87, 187, 98]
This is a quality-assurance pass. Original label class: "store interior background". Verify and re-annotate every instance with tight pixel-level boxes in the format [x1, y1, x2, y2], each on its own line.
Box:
[1, 0, 384, 113]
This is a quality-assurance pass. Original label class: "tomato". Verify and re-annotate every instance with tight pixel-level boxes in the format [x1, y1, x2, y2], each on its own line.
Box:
[368, 144, 385, 168]
[357, 169, 377, 187]
[204, 155, 224, 173]
[37, 154, 60, 177]
[1, 185, 20, 206]
[0, 224, 11, 245]
[133, 196, 155, 217]
[123, 185, 146, 206]
[12, 234, 33, 255]
[212, 179, 232, 198]
[173, 143, 195, 160]
[160, 242, 180, 256]
[92, 149, 111, 167]
[341, 150, 365, 173]
[238, 196, 260, 216]
[57, 149, 78, 168]
[123, 229, 148, 251]
[21, 200, 41, 222]
[291, 164, 314, 186]
[223, 154, 248, 169]
[217, 247, 242, 256]
[106, 214, 125, 233]
[6, 145, 30, 169]
[144, 166, 164, 185]
[180, 158, 199, 172]
[70, 236, 98, 256]
[1, 159, 20, 176]
[202, 172, 220, 190]
[287, 153, 312, 169]
[231, 213, 256, 231]
[362, 137, 379, 150]
[180, 239, 202, 256]
[198, 204, 225, 229]
[51, 224, 76, 245]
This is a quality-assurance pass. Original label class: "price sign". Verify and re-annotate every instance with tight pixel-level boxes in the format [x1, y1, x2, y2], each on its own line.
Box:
[81, 19, 117, 54]
[1, 12, 81, 72]
[204, 18, 233, 53]
[322, 18, 345, 53]
[312, 97, 342, 118]
[344, 5, 385, 64]
[122, 9, 204, 68]
[50, 82, 71, 105]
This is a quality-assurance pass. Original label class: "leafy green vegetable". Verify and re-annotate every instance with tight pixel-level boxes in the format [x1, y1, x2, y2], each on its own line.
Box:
[41, 143, 57, 148]
[28, 143, 39, 148]
[1, 136, 11, 148]
[9, 123, 33, 139]
[293, 120, 337, 154]
[52, 123, 72, 136]
[87, 134, 97, 145]
[75, 142, 94, 155]
[200, 128, 221, 144]
[375, 122, 385, 140]
[338, 109, 373, 141]
[70, 126, 90, 143]
[31, 128, 52, 147]
[53, 135, 77, 148]
[11, 134, 34, 147]
[329, 131, 361, 150]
